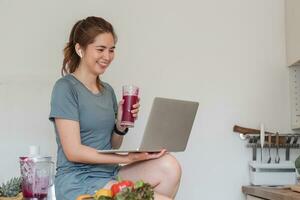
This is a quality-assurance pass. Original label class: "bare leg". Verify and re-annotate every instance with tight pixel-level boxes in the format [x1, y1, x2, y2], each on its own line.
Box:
[154, 192, 173, 200]
[171, 179, 181, 197]
[118, 153, 182, 198]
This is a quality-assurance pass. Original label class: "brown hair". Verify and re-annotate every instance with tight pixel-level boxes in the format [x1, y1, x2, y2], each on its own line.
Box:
[61, 16, 117, 89]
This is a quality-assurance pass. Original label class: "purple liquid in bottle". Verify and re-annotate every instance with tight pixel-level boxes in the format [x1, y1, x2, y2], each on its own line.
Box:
[19, 156, 53, 200]
[22, 177, 48, 199]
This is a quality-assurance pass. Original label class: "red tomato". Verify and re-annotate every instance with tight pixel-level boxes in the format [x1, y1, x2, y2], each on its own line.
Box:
[111, 180, 134, 196]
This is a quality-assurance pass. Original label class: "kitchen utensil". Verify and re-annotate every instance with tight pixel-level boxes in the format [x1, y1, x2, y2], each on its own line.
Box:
[252, 136, 258, 161]
[234, 125, 286, 144]
[275, 132, 280, 163]
[239, 133, 250, 140]
[293, 136, 298, 146]
[285, 136, 292, 161]
[267, 133, 272, 163]
[249, 136, 253, 143]
[234, 125, 273, 135]
[260, 123, 265, 162]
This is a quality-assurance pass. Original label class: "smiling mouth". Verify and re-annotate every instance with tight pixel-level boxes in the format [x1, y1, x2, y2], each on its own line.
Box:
[96, 61, 108, 68]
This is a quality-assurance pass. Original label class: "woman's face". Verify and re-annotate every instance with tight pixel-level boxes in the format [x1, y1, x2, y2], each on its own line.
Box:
[81, 33, 115, 75]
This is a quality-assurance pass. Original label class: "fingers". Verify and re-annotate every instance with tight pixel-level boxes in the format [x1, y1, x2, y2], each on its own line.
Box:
[132, 102, 140, 109]
[132, 97, 140, 109]
[118, 99, 140, 119]
[128, 152, 149, 162]
[148, 149, 167, 159]
[128, 149, 167, 163]
[131, 108, 139, 118]
[131, 102, 140, 118]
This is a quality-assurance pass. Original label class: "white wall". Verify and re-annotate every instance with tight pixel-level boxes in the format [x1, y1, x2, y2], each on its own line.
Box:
[0, 0, 294, 199]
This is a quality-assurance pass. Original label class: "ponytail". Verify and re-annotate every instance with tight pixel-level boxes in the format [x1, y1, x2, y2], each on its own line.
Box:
[61, 20, 83, 76]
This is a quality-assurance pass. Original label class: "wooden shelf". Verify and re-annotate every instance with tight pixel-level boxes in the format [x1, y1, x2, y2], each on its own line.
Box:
[242, 185, 300, 200]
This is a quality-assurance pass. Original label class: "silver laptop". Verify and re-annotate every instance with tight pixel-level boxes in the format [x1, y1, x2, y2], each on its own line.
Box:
[97, 97, 199, 153]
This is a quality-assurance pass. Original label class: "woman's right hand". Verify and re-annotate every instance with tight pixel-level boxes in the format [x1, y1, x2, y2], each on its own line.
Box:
[127, 149, 167, 163]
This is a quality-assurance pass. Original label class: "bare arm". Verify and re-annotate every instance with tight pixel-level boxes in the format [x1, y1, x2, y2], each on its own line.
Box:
[110, 99, 139, 149]
[55, 118, 165, 165]
[55, 97, 164, 164]
[55, 118, 129, 164]
[111, 133, 124, 149]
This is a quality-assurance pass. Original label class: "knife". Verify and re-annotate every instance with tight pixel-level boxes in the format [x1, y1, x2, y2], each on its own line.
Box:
[260, 123, 265, 162]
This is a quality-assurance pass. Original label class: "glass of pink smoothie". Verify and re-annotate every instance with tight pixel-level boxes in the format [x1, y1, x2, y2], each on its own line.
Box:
[121, 85, 139, 127]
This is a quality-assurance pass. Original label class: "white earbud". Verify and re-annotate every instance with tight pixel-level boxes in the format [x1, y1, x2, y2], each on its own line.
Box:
[78, 50, 82, 58]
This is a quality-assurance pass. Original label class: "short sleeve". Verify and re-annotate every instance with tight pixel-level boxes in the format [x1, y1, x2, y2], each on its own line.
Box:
[49, 79, 79, 122]
[103, 82, 118, 116]
[111, 88, 118, 116]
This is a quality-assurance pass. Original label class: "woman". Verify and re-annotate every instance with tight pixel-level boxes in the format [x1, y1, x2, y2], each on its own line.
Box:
[49, 16, 181, 200]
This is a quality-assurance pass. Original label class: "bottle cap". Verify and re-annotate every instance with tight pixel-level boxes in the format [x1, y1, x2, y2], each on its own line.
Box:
[29, 145, 40, 157]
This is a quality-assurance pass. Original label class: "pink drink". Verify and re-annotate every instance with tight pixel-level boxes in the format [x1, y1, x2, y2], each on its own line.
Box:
[22, 186, 47, 199]
[121, 85, 139, 127]
[22, 177, 48, 199]
[121, 95, 138, 126]
[19, 156, 53, 200]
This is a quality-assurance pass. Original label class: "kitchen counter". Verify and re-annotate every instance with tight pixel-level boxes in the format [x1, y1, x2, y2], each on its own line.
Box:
[242, 186, 300, 200]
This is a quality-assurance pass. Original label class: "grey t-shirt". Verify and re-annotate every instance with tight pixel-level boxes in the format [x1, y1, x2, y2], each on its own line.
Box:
[49, 74, 119, 175]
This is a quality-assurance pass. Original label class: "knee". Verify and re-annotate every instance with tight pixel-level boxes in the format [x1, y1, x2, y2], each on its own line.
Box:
[158, 154, 182, 182]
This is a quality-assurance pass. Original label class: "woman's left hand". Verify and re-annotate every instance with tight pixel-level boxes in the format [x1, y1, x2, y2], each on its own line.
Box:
[116, 98, 140, 130]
